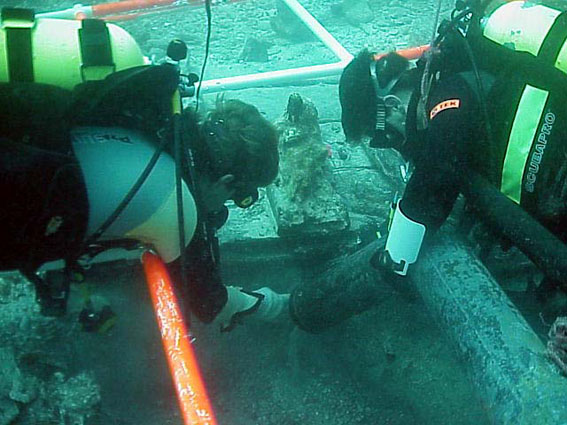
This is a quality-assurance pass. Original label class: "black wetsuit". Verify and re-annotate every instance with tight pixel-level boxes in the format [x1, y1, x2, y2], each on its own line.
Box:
[0, 83, 89, 271]
[399, 70, 567, 241]
[169, 208, 228, 323]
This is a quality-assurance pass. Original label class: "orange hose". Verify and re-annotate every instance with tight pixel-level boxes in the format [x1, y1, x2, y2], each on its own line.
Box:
[142, 251, 218, 425]
[92, 0, 249, 18]
[92, 0, 178, 17]
[102, 12, 143, 21]
[373, 44, 430, 61]
[101, 2, 202, 21]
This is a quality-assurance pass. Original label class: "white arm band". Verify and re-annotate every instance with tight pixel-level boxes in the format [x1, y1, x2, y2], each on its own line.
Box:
[385, 201, 426, 276]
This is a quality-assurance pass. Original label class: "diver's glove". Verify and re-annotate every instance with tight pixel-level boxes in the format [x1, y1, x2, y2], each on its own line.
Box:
[214, 286, 290, 332]
[371, 248, 399, 275]
[255, 287, 290, 321]
[371, 199, 426, 276]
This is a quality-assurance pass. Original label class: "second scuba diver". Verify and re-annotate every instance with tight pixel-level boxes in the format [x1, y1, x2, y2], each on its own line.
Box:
[289, 0, 567, 333]
[338, 0, 567, 279]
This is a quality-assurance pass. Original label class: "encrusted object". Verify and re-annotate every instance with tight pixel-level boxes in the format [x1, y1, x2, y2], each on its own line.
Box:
[277, 93, 328, 202]
[22, 372, 101, 425]
[0, 273, 100, 424]
[547, 316, 567, 375]
[52, 372, 101, 425]
[0, 348, 26, 425]
[269, 93, 349, 236]
[239, 36, 269, 63]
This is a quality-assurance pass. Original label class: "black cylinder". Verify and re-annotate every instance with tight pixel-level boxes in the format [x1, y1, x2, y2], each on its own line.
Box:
[461, 171, 567, 285]
[289, 239, 393, 333]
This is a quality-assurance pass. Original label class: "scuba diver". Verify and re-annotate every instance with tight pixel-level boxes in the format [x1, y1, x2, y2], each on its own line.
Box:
[288, 0, 567, 334]
[338, 0, 567, 279]
[339, 1, 567, 282]
[0, 8, 289, 331]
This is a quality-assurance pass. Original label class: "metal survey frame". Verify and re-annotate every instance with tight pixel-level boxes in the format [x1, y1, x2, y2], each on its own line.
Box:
[38, 0, 355, 89]
[37, 0, 248, 22]
[194, 0, 428, 93]
[37, 0, 214, 20]
[32, 1, 567, 424]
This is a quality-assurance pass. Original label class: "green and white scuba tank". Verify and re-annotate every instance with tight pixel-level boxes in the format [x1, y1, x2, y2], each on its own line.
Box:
[0, 8, 147, 90]
[477, 1, 566, 205]
[482, 1, 567, 75]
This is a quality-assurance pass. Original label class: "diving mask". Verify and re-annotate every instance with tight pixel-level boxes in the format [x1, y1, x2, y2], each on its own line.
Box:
[369, 60, 406, 148]
[230, 181, 259, 208]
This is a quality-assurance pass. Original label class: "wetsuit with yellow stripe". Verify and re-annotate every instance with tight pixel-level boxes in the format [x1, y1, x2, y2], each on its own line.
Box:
[400, 69, 567, 242]
[384, 1, 567, 275]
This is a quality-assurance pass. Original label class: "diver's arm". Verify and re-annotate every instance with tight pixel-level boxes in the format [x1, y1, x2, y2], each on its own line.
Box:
[379, 74, 478, 275]
[171, 240, 224, 321]
[168, 209, 288, 330]
[378, 165, 460, 275]
[166, 210, 227, 323]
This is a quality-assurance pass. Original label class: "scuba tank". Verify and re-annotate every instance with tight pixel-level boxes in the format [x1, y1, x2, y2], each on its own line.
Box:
[481, 1, 567, 76]
[438, 1, 567, 89]
[0, 7, 147, 90]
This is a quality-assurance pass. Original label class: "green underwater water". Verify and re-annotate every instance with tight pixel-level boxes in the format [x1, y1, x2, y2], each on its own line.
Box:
[2, 0, 567, 424]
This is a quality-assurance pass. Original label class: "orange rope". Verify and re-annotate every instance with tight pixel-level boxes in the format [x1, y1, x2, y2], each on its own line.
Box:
[142, 251, 218, 425]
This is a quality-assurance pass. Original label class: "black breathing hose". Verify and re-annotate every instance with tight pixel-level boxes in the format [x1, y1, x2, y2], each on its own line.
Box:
[82, 132, 169, 249]
[461, 170, 567, 286]
[173, 111, 189, 308]
[455, 27, 493, 144]
[195, 0, 212, 112]
[175, 0, 213, 312]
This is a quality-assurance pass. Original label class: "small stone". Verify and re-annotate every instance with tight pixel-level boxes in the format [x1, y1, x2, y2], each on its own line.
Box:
[332, 0, 374, 25]
[239, 37, 269, 63]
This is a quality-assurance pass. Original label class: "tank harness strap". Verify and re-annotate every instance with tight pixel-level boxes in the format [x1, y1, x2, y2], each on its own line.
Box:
[538, 11, 567, 67]
[1, 8, 34, 83]
[79, 19, 115, 81]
